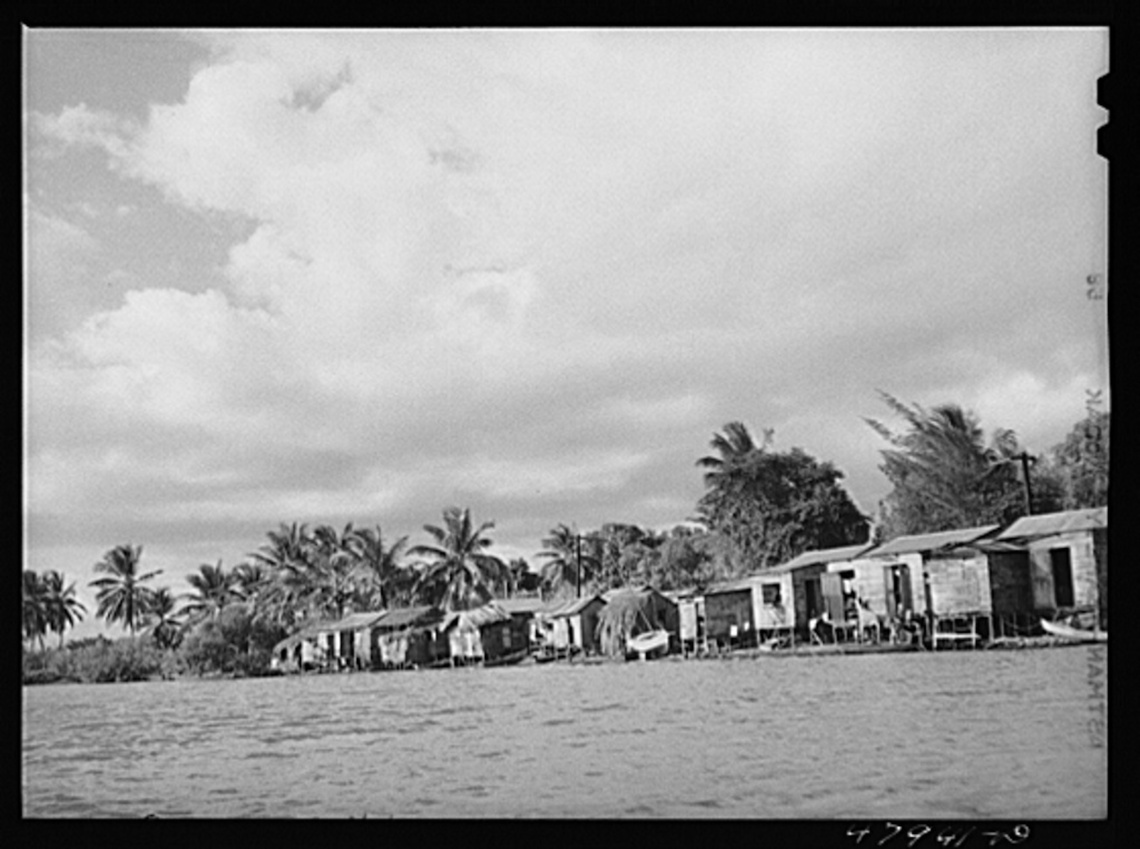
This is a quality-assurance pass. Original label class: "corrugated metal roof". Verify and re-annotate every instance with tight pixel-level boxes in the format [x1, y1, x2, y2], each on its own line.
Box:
[544, 594, 604, 617]
[374, 606, 443, 630]
[315, 611, 387, 632]
[493, 597, 548, 615]
[601, 587, 678, 607]
[863, 525, 1001, 556]
[441, 602, 513, 632]
[765, 544, 874, 573]
[704, 573, 783, 595]
[996, 507, 1107, 540]
[294, 619, 342, 638]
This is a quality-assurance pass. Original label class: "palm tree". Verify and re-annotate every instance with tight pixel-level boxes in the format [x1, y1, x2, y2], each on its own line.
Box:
[693, 421, 774, 539]
[143, 587, 184, 649]
[232, 561, 270, 606]
[536, 524, 598, 600]
[41, 570, 87, 648]
[350, 525, 409, 610]
[408, 507, 506, 611]
[181, 560, 241, 624]
[307, 523, 362, 621]
[23, 570, 48, 650]
[248, 523, 313, 628]
[696, 421, 773, 488]
[866, 392, 1027, 535]
[89, 544, 162, 634]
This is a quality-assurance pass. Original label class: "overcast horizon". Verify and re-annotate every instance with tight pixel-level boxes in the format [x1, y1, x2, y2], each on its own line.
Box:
[24, 29, 1108, 640]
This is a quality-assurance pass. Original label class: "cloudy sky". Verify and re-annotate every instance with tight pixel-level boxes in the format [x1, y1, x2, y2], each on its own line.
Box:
[24, 29, 1108, 638]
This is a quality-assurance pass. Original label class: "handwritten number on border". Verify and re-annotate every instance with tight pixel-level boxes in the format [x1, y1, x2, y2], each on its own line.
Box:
[848, 824, 1025, 847]
[906, 824, 932, 846]
[879, 823, 903, 845]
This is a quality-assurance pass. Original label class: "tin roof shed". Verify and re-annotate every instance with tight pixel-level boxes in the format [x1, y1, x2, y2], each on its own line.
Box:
[374, 606, 443, 630]
[865, 525, 1001, 557]
[996, 507, 1107, 540]
[765, 543, 874, 573]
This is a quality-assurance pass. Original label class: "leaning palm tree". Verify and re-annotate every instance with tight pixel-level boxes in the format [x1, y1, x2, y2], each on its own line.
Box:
[89, 544, 162, 634]
[23, 570, 48, 650]
[181, 560, 241, 624]
[866, 393, 1027, 534]
[41, 570, 87, 648]
[536, 524, 598, 600]
[408, 507, 506, 611]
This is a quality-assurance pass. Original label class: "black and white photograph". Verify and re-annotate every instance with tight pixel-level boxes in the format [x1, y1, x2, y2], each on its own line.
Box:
[23, 28, 1109, 822]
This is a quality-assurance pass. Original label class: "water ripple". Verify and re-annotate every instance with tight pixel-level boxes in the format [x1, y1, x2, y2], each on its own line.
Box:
[22, 647, 1107, 818]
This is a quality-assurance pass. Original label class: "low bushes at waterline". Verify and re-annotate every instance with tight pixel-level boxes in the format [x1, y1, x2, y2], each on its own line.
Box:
[177, 607, 287, 677]
[22, 636, 175, 684]
[22, 609, 289, 685]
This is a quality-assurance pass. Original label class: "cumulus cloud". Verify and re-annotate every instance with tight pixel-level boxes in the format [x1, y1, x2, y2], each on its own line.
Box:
[26, 30, 1108, 597]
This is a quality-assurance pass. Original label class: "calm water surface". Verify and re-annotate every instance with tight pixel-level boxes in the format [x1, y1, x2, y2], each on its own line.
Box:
[22, 645, 1107, 818]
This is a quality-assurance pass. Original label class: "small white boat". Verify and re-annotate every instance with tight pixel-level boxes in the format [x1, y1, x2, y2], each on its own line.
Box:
[627, 629, 670, 659]
[1041, 619, 1107, 643]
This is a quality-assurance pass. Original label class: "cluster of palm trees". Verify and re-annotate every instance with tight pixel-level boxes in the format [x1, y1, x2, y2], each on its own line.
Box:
[73, 508, 540, 648]
[22, 569, 87, 649]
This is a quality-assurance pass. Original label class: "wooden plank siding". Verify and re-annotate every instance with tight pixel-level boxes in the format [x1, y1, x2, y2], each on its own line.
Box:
[1023, 530, 1101, 613]
[789, 564, 828, 627]
[828, 552, 927, 620]
[925, 552, 993, 616]
[704, 589, 752, 644]
[752, 572, 795, 632]
[1093, 527, 1108, 624]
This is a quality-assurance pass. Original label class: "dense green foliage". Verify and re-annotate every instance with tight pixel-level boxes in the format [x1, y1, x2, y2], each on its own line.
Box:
[22, 636, 171, 684]
[89, 544, 162, 634]
[408, 507, 508, 611]
[694, 422, 869, 570]
[868, 392, 1108, 537]
[867, 393, 1031, 537]
[23, 569, 87, 650]
[178, 606, 287, 677]
[40, 392, 1104, 685]
[1039, 406, 1109, 510]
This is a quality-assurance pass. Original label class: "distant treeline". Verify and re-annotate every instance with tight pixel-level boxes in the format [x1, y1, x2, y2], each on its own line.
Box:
[23, 392, 1107, 681]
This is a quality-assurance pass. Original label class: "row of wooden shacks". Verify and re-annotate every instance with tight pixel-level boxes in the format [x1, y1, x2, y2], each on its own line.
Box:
[270, 507, 1106, 670]
[696, 506, 1107, 650]
[270, 586, 679, 672]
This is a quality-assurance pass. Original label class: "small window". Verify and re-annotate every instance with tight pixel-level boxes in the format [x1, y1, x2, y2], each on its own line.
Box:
[762, 583, 782, 606]
[502, 626, 512, 648]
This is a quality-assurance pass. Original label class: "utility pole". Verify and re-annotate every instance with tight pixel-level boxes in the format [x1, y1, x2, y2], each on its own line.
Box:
[1011, 451, 1035, 516]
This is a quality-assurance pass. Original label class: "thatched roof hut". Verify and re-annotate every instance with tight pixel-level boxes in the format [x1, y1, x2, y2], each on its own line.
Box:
[595, 587, 678, 657]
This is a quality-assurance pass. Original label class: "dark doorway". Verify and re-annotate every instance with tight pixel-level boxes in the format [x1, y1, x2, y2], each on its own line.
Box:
[883, 563, 913, 618]
[1049, 548, 1074, 608]
[804, 577, 824, 619]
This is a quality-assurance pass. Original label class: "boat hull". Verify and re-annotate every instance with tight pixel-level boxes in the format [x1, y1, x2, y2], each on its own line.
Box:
[1041, 619, 1107, 643]
[627, 630, 670, 659]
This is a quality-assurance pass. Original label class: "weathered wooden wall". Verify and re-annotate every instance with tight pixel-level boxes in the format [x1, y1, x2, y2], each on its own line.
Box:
[1093, 527, 1108, 621]
[987, 550, 1034, 615]
[752, 573, 795, 631]
[1026, 531, 1100, 611]
[704, 589, 752, 641]
[678, 600, 699, 641]
[789, 564, 827, 629]
[830, 553, 926, 618]
[926, 553, 992, 616]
